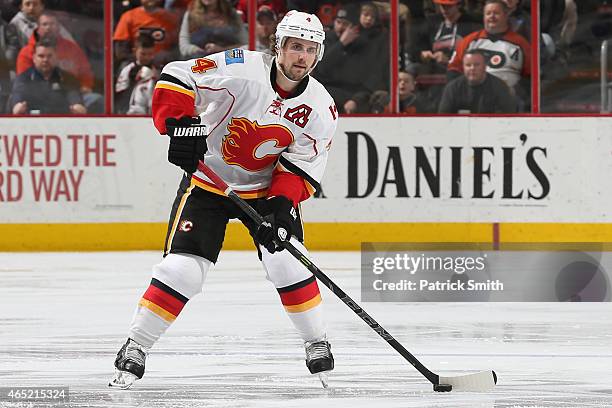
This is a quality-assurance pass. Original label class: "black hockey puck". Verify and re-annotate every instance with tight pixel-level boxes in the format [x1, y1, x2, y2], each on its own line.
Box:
[433, 384, 452, 392]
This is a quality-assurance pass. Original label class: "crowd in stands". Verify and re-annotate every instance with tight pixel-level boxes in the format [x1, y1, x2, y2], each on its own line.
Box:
[0, 0, 604, 115]
[1, 0, 103, 114]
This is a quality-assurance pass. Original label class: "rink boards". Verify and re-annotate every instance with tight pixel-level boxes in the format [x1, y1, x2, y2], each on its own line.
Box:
[0, 117, 610, 250]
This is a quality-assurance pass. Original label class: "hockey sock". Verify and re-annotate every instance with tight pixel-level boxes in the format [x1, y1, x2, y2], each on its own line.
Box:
[129, 278, 189, 347]
[128, 253, 211, 347]
[277, 275, 326, 342]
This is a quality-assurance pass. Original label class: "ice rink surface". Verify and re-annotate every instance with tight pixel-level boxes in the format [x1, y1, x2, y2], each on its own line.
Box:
[1, 251, 612, 408]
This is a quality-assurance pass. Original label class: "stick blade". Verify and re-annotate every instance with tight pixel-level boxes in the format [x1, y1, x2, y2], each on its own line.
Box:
[438, 370, 497, 392]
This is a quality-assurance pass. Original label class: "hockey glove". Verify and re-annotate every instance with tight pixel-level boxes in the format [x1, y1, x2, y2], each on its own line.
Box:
[166, 116, 208, 174]
[255, 196, 297, 254]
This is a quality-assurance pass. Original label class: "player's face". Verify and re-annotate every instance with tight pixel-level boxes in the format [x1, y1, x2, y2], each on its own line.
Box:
[463, 53, 487, 84]
[484, 3, 509, 34]
[278, 38, 319, 81]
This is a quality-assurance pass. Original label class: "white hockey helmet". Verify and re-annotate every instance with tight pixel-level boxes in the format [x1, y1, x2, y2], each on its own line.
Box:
[275, 10, 326, 63]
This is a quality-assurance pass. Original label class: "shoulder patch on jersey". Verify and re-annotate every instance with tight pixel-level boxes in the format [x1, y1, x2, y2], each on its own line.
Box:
[191, 58, 217, 74]
[225, 49, 245, 65]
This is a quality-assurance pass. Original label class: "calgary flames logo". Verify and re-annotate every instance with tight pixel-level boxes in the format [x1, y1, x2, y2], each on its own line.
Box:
[222, 117, 294, 172]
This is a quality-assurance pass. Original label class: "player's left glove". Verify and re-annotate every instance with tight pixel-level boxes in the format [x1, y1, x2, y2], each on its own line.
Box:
[254, 196, 297, 254]
[165, 116, 208, 174]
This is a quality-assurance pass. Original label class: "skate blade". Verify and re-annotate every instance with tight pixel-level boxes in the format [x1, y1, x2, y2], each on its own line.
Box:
[317, 372, 329, 389]
[108, 370, 138, 390]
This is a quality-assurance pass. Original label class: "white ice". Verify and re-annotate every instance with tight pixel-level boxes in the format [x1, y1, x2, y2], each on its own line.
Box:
[1, 251, 611, 408]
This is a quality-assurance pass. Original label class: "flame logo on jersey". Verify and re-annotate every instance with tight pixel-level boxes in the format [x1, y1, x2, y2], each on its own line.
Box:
[222, 117, 294, 172]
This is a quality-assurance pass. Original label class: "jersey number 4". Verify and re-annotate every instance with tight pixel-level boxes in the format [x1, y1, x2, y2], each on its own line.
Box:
[191, 58, 217, 74]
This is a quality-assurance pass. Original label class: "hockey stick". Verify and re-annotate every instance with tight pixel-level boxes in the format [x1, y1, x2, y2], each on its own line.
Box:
[197, 160, 497, 392]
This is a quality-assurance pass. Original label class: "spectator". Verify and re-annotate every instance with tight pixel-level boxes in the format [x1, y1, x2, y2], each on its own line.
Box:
[1, 12, 18, 67]
[538, 0, 576, 81]
[236, 0, 286, 23]
[314, 2, 389, 113]
[411, 0, 481, 67]
[503, 0, 530, 40]
[439, 49, 516, 113]
[540, 0, 576, 47]
[178, 0, 247, 59]
[447, 0, 530, 105]
[115, 34, 158, 114]
[0, 1, 19, 21]
[329, 5, 352, 41]
[407, 0, 481, 111]
[9, 0, 74, 49]
[113, 0, 179, 66]
[18, 11, 103, 113]
[124, 65, 156, 114]
[255, 5, 277, 54]
[462, 0, 487, 21]
[370, 70, 427, 114]
[365, 70, 427, 114]
[16, 12, 98, 100]
[9, 38, 85, 114]
[0, 12, 19, 112]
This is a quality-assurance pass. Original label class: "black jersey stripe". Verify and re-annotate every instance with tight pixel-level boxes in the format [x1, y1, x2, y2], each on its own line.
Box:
[279, 156, 321, 195]
[159, 73, 193, 91]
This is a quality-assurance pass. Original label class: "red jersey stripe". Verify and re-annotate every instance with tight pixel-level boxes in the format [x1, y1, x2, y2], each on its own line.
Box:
[151, 87, 195, 134]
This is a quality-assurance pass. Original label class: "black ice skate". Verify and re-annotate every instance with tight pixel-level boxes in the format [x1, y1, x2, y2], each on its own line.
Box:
[305, 338, 334, 388]
[108, 338, 148, 389]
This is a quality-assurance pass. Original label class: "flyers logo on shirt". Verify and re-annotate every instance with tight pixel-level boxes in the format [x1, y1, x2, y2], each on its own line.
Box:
[222, 118, 294, 172]
[481, 50, 507, 69]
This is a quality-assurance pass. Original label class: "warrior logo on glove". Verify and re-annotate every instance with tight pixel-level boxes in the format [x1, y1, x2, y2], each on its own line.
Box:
[172, 126, 208, 137]
[166, 116, 209, 174]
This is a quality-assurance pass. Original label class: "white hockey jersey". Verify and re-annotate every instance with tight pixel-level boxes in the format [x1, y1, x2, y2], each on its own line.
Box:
[448, 29, 531, 89]
[152, 49, 338, 201]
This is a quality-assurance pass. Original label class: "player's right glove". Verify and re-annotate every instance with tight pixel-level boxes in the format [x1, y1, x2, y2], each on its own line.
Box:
[254, 196, 297, 254]
[165, 116, 208, 174]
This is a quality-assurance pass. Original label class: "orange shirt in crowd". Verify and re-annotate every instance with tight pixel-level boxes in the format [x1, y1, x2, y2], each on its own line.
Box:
[113, 6, 179, 54]
[16, 34, 94, 90]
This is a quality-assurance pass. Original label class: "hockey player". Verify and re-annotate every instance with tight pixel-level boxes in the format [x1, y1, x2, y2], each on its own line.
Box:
[109, 10, 338, 389]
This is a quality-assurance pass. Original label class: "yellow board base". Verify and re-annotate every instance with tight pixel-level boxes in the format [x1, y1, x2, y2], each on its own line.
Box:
[1, 222, 612, 252]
